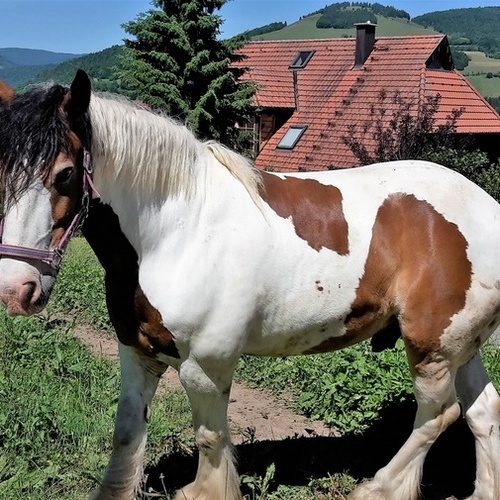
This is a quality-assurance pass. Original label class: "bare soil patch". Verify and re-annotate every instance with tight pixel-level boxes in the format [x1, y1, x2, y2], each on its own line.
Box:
[74, 324, 478, 499]
[73, 325, 333, 444]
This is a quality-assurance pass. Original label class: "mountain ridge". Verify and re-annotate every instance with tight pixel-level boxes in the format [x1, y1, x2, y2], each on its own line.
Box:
[3, 3, 500, 95]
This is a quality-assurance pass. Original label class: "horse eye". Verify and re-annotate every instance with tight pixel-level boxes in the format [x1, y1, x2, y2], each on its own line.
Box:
[54, 166, 74, 186]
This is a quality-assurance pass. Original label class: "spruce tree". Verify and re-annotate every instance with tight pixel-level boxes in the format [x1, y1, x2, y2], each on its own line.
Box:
[120, 0, 255, 149]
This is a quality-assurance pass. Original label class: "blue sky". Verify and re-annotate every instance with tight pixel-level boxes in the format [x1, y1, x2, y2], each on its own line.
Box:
[0, 0, 499, 55]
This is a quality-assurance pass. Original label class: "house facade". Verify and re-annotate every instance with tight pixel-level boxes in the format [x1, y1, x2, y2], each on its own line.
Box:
[235, 24, 500, 172]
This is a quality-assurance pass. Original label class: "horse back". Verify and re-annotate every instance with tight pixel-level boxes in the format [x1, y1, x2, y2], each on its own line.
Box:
[248, 161, 500, 358]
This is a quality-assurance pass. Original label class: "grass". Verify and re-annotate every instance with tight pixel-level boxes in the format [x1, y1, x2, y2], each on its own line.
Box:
[459, 51, 500, 97]
[252, 14, 438, 41]
[1, 236, 500, 499]
[0, 313, 118, 499]
[463, 51, 500, 74]
[0, 239, 193, 499]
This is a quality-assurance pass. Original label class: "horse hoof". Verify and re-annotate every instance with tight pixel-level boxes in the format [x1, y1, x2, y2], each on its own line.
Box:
[89, 489, 136, 500]
[348, 481, 387, 500]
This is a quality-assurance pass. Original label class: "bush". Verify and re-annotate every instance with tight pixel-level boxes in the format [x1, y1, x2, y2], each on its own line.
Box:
[237, 341, 413, 434]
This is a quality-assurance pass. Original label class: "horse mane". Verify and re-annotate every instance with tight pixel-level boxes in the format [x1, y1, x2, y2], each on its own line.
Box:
[89, 94, 262, 202]
[204, 140, 262, 204]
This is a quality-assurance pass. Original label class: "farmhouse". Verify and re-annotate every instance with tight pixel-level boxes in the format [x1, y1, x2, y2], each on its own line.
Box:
[235, 23, 500, 171]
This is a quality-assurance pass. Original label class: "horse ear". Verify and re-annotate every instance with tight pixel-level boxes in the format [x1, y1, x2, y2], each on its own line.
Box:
[62, 69, 91, 117]
[0, 80, 15, 103]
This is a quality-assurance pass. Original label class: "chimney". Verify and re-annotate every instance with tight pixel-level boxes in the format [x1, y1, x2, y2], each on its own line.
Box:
[354, 21, 377, 69]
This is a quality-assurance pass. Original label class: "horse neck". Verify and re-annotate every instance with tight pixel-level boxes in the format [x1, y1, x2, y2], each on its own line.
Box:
[86, 96, 263, 255]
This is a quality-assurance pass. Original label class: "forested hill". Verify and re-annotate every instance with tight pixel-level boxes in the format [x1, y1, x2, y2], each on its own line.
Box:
[414, 7, 500, 57]
[0, 48, 80, 87]
[9, 3, 500, 94]
[32, 45, 132, 95]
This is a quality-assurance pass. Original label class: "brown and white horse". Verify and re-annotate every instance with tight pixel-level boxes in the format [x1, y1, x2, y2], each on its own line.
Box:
[0, 71, 498, 500]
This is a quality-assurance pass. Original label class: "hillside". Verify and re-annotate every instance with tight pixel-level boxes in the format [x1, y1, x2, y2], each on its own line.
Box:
[0, 47, 80, 87]
[414, 7, 500, 57]
[251, 13, 438, 41]
[0, 48, 80, 66]
[30, 45, 133, 95]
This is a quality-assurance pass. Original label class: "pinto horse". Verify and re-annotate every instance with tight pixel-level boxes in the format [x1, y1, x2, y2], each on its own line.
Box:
[0, 70, 498, 500]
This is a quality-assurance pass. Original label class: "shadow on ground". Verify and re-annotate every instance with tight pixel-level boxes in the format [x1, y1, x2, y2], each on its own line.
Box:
[144, 399, 476, 499]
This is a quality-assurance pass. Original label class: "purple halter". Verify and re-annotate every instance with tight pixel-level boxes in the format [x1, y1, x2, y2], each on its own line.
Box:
[0, 150, 99, 271]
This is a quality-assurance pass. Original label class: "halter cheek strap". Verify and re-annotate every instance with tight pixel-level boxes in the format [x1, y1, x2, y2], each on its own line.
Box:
[0, 150, 99, 271]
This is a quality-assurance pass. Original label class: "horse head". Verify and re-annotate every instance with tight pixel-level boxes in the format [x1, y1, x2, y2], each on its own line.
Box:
[0, 71, 93, 315]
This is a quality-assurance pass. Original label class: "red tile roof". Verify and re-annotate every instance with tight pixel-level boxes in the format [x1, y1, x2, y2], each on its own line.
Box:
[235, 36, 500, 172]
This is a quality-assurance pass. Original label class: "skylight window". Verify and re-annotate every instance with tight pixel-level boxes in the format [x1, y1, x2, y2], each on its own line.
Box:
[289, 50, 315, 69]
[276, 126, 307, 150]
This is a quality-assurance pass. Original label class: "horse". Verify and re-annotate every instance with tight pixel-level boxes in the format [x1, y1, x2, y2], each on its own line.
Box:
[0, 70, 498, 500]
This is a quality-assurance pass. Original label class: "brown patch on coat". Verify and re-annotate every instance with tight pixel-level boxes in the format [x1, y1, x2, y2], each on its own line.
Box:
[134, 286, 179, 356]
[308, 194, 472, 362]
[46, 133, 85, 249]
[260, 172, 349, 255]
[83, 201, 179, 359]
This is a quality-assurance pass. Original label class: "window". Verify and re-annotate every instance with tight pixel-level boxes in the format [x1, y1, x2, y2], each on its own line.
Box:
[289, 50, 315, 69]
[276, 126, 307, 150]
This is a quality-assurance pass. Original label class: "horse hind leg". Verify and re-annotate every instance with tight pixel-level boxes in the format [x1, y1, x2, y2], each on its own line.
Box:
[349, 339, 461, 500]
[175, 357, 241, 500]
[456, 353, 500, 500]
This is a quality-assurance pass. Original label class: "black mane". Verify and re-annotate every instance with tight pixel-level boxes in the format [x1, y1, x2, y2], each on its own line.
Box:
[0, 83, 85, 202]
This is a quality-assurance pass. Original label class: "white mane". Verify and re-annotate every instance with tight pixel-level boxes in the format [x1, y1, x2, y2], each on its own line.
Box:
[88, 94, 261, 201]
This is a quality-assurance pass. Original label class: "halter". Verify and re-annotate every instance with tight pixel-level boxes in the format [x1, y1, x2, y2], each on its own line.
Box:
[0, 150, 99, 271]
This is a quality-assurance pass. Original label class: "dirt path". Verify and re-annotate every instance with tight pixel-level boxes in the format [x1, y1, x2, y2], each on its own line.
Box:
[73, 325, 333, 444]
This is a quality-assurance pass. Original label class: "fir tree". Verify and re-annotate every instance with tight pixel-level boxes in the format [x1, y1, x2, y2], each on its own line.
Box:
[120, 0, 255, 149]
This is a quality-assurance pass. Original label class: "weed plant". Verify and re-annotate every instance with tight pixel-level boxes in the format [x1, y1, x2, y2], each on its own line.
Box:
[1, 237, 499, 499]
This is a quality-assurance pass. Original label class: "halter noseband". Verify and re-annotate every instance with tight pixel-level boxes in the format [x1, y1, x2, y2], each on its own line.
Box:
[0, 150, 99, 271]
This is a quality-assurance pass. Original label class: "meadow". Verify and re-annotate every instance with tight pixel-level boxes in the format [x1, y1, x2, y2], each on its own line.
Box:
[462, 51, 500, 98]
[0, 237, 499, 499]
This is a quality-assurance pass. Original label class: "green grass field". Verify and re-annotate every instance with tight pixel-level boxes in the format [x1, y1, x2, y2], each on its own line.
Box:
[1, 237, 499, 499]
[253, 14, 438, 41]
[461, 51, 500, 97]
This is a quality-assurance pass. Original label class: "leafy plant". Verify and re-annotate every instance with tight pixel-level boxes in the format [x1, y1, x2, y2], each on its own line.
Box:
[237, 341, 413, 434]
[241, 463, 276, 499]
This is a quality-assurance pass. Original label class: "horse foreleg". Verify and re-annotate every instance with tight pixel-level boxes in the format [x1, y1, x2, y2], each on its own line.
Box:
[349, 348, 461, 500]
[91, 343, 167, 500]
[175, 358, 241, 500]
[456, 353, 500, 500]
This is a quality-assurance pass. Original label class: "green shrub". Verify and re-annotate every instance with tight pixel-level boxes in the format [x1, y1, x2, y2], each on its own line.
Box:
[237, 340, 500, 435]
[237, 341, 413, 434]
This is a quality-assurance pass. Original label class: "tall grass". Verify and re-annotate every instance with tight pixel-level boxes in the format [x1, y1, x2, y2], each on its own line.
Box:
[0, 313, 118, 498]
[0, 238, 193, 499]
[1, 236, 500, 499]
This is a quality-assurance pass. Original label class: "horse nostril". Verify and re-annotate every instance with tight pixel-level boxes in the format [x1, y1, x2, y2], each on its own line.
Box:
[20, 281, 40, 308]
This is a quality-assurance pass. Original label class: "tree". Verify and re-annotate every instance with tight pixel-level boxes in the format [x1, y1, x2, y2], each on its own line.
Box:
[343, 90, 464, 165]
[343, 90, 500, 202]
[119, 0, 255, 149]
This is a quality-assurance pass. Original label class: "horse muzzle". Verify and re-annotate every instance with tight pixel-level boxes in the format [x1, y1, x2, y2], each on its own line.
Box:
[0, 263, 54, 316]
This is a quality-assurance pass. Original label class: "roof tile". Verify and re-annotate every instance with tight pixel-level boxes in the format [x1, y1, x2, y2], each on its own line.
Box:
[235, 36, 500, 171]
